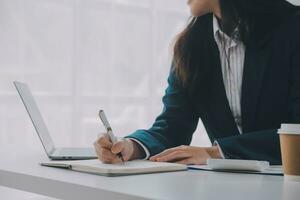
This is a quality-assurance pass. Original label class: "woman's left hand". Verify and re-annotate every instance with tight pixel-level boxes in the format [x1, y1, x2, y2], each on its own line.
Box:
[149, 145, 222, 165]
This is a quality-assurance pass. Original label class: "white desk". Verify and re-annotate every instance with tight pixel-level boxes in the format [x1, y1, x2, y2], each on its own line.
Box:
[0, 149, 300, 200]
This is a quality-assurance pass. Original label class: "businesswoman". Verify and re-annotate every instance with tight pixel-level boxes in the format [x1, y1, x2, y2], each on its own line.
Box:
[94, 0, 300, 165]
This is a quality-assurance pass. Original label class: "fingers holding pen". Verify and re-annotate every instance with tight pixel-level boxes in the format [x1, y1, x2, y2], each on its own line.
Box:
[94, 133, 127, 163]
[94, 133, 115, 162]
[111, 140, 125, 154]
[97, 147, 122, 164]
[95, 133, 113, 149]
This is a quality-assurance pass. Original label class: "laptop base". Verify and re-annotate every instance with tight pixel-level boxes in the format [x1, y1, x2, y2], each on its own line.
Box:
[50, 147, 97, 160]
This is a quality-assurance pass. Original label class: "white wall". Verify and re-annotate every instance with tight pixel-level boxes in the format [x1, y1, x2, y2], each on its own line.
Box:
[0, 0, 211, 151]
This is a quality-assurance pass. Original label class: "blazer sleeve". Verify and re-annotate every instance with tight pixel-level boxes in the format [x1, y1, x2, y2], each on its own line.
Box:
[126, 69, 199, 156]
[216, 44, 300, 165]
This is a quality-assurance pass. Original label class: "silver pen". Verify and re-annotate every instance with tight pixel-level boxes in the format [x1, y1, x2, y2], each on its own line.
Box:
[98, 110, 125, 163]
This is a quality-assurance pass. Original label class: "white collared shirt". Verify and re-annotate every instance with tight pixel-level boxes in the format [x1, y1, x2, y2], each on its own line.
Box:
[213, 15, 245, 134]
[131, 15, 246, 159]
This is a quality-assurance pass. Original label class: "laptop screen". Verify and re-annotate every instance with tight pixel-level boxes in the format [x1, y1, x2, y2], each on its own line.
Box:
[14, 81, 55, 155]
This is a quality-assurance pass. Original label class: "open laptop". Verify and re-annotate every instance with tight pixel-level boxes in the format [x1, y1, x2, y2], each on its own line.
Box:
[14, 81, 97, 160]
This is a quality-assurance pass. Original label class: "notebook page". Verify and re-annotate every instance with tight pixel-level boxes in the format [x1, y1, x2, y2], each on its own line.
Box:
[70, 159, 184, 169]
[43, 160, 187, 175]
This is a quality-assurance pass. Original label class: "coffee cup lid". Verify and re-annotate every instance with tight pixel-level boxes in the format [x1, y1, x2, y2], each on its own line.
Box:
[278, 124, 300, 135]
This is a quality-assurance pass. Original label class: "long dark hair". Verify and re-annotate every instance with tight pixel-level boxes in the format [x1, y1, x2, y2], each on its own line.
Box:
[173, 0, 299, 88]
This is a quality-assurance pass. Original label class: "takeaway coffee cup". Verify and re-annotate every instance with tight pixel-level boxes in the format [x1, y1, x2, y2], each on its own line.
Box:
[278, 124, 300, 181]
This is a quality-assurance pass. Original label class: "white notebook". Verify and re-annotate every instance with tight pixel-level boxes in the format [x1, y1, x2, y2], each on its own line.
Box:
[41, 160, 187, 176]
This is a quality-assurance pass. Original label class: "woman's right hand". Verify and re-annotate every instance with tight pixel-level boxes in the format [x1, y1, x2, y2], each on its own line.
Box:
[93, 133, 145, 164]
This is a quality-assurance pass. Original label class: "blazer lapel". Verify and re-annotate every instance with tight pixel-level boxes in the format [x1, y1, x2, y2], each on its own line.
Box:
[241, 40, 272, 132]
[207, 40, 241, 138]
[192, 14, 241, 138]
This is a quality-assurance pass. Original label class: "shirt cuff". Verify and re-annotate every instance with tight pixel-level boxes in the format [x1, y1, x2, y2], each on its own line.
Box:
[129, 138, 150, 160]
[213, 141, 226, 159]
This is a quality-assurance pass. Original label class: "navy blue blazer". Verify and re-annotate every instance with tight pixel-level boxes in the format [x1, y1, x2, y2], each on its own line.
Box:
[127, 13, 300, 165]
